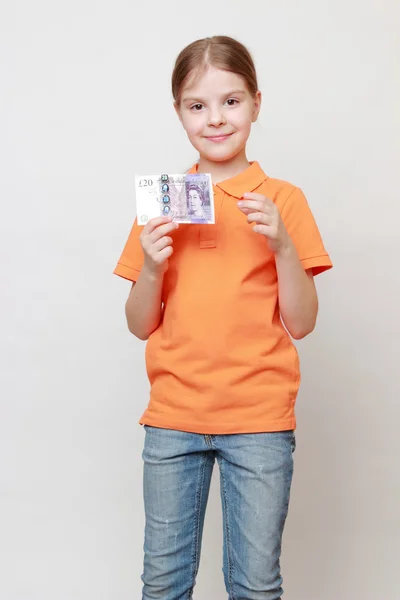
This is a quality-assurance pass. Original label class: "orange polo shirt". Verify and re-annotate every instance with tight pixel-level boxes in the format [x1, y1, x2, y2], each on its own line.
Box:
[114, 162, 332, 434]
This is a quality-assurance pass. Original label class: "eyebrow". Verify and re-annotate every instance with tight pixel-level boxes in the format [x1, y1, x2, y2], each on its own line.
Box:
[182, 89, 247, 103]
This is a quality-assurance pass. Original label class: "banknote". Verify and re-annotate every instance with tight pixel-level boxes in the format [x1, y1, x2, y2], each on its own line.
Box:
[135, 173, 215, 225]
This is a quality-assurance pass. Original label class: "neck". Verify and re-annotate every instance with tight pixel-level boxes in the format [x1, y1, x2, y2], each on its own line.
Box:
[197, 150, 251, 184]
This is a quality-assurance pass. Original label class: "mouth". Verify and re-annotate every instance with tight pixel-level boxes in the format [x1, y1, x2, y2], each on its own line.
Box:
[205, 133, 233, 143]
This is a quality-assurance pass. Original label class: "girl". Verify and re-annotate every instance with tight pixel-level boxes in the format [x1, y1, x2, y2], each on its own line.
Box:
[114, 36, 332, 600]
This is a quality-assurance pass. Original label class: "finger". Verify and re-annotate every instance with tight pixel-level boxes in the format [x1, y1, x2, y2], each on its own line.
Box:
[153, 236, 173, 252]
[252, 224, 273, 236]
[157, 245, 173, 261]
[247, 212, 273, 226]
[243, 192, 274, 206]
[145, 244, 173, 268]
[238, 200, 273, 214]
[142, 216, 173, 235]
[147, 221, 179, 243]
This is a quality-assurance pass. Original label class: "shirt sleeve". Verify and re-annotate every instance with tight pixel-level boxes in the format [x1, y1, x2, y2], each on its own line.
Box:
[113, 218, 144, 282]
[280, 187, 333, 276]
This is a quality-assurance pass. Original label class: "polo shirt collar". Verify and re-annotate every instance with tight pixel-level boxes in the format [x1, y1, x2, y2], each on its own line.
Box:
[189, 161, 267, 199]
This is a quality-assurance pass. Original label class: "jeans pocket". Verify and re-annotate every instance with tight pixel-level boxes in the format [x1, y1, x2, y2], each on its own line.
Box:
[291, 433, 296, 453]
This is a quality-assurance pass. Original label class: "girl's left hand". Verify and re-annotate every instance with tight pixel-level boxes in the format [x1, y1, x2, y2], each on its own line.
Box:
[238, 192, 291, 254]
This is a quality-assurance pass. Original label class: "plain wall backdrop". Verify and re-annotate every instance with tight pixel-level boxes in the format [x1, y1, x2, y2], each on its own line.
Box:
[1, 1, 399, 599]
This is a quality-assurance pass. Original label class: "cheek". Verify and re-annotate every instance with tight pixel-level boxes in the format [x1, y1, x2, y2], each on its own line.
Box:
[181, 115, 204, 137]
[231, 108, 253, 131]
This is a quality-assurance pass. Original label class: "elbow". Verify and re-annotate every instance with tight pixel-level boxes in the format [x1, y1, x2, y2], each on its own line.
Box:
[138, 333, 150, 341]
[290, 320, 316, 340]
[132, 329, 149, 341]
[125, 303, 150, 341]
[127, 321, 150, 341]
[125, 312, 149, 340]
[126, 314, 158, 340]
[291, 328, 312, 340]
[289, 312, 317, 340]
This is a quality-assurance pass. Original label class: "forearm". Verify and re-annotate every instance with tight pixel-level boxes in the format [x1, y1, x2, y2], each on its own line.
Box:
[125, 266, 164, 340]
[275, 242, 318, 339]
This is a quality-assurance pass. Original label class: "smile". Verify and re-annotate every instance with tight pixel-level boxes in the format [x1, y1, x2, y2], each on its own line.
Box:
[205, 133, 233, 143]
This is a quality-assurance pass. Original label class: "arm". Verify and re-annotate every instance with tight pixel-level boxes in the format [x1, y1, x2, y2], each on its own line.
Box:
[238, 193, 318, 340]
[125, 216, 179, 341]
[274, 244, 318, 339]
[125, 270, 163, 340]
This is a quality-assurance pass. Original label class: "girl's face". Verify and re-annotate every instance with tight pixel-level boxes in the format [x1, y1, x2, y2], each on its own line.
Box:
[176, 66, 261, 164]
[188, 189, 203, 213]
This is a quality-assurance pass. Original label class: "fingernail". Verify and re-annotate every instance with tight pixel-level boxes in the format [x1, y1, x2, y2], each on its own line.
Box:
[237, 201, 244, 207]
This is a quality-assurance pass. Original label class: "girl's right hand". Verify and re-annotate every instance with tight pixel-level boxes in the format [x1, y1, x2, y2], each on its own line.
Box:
[139, 216, 179, 276]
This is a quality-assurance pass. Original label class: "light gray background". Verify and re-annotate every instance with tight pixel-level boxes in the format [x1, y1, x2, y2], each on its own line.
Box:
[1, 1, 399, 599]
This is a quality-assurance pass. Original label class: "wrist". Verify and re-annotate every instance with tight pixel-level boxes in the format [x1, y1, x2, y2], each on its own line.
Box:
[275, 238, 295, 260]
[142, 264, 165, 284]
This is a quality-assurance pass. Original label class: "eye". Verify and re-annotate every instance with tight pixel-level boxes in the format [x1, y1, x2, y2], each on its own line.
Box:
[225, 98, 238, 106]
[190, 103, 204, 112]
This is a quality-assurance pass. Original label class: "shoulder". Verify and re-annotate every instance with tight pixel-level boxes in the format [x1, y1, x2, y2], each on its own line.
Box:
[256, 174, 300, 209]
[255, 171, 315, 220]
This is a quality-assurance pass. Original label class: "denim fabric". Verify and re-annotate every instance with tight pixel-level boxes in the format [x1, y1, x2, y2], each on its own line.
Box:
[142, 426, 295, 600]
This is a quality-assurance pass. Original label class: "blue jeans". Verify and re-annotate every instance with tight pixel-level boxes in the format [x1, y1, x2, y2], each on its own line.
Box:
[142, 426, 295, 600]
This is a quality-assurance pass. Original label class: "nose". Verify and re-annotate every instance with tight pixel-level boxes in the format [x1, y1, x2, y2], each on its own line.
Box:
[208, 107, 226, 127]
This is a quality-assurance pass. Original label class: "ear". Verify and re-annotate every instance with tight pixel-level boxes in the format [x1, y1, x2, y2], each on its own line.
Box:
[174, 102, 183, 124]
[252, 91, 262, 123]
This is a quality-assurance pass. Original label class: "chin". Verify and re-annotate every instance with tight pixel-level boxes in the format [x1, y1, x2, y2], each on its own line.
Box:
[200, 146, 242, 163]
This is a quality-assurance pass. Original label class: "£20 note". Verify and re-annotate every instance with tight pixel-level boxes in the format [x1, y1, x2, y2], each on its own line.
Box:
[135, 173, 215, 225]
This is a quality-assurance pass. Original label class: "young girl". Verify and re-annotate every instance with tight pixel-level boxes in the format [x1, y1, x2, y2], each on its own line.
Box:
[114, 36, 332, 600]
